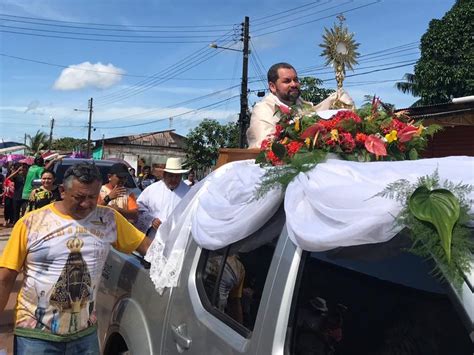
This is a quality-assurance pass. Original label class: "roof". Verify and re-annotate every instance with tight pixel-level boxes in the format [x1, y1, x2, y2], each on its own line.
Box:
[395, 96, 474, 125]
[96, 129, 186, 148]
[0, 141, 26, 154]
[0, 141, 24, 149]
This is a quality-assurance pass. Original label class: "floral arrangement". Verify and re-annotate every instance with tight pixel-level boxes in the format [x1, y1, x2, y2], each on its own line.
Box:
[255, 97, 441, 197]
[257, 97, 440, 165]
[376, 170, 473, 290]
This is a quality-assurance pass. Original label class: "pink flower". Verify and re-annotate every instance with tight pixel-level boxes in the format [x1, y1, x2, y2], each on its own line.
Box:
[365, 135, 387, 157]
[278, 105, 291, 115]
[398, 125, 419, 142]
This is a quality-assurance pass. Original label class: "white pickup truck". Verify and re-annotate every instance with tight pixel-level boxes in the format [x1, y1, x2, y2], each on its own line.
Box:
[96, 199, 474, 354]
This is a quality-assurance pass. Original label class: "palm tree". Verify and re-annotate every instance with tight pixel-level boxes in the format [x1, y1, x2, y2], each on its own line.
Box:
[395, 73, 423, 107]
[25, 130, 48, 155]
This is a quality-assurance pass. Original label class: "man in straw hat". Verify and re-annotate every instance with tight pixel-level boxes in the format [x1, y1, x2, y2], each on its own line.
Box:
[136, 157, 190, 238]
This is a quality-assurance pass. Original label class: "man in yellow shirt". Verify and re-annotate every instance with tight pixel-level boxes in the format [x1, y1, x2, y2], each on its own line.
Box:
[0, 162, 151, 354]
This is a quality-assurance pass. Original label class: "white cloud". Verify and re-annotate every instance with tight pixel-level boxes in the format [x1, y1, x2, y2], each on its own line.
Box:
[53, 62, 125, 91]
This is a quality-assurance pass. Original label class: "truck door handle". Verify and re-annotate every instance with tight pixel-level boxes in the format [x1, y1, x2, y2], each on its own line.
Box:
[171, 323, 192, 351]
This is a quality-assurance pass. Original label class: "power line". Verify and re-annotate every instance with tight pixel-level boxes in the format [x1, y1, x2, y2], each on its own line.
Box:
[96, 45, 230, 106]
[0, 24, 226, 39]
[252, 0, 352, 31]
[0, 28, 218, 44]
[96, 32, 241, 105]
[0, 12, 235, 28]
[99, 95, 240, 129]
[93, 83, 244, 124]
[0, 16, 235, 33]
[252, 0, 332, 23]
[252, 1, 380, 37]
[321, 62, 417, 82]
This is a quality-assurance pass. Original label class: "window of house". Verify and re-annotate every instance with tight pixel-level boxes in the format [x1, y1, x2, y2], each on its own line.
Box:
[196, 204, 285, 337]
[287, 233, 473, 355]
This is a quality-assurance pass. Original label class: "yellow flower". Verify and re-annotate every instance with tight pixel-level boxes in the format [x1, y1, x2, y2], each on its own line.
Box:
[305, 137, 311, 148]
[294, 118, 300, 132]
[330, 129, 339, 141]
[416, 124, 425, 136]
[281, 137, 289, 145]
[385, 130, 398, 143]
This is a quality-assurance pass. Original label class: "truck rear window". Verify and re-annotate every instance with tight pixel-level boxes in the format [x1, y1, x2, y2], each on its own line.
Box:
[288, 235, 473, 354]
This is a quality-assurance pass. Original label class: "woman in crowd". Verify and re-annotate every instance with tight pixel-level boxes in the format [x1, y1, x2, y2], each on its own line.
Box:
[9, 163, 27, 223]
[26, 170, 61, 212]
[1, 166, 15, 227]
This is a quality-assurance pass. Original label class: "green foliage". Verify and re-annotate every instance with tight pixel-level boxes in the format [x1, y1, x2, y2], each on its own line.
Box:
[51, 137, 87, 152]
[299, 77, 335, 105]
[25, 130, 48, 155]
[255, 149, 327, 199]
[403, 1, 474, 104]
[184, 119, 239, 172]
[409, 186, 460, 262]
[377, 170, 473, 289]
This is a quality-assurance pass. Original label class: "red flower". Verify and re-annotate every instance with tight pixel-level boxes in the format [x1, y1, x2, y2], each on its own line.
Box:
[273, 124, 284, 137]
[301, 123, 326, 139]
[365, 135, 387, 157]
[398, 125, 419, 142]
[260, 138, 271, 150]
[333, 110, 362, 124]
[340, 132, 356, 152]
[278, 105, 291, 115]
[286, 141, 304, 157]
[355, 133, 367, 145]
[266, 150, 283, 165]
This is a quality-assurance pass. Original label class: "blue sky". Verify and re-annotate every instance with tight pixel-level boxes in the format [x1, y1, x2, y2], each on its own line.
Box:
[0, 0, 455, 144]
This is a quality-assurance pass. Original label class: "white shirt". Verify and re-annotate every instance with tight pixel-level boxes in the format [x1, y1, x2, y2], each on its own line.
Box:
[136, 180, 190, 236]
[246, 93, 314, 148]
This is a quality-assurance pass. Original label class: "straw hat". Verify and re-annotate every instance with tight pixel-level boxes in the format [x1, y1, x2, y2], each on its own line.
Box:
[163, 157, 189, 174]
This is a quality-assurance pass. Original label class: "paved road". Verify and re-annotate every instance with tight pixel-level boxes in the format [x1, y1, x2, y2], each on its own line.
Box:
[0, 221, 15, 354]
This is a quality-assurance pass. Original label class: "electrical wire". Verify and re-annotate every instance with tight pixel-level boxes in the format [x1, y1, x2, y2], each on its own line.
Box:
[93, 83, 244, 124]
[99, 95, 240, 129]
[0, 16, 234, 33]
[252, 1, 380, 37]
[0, 12, 235, 28]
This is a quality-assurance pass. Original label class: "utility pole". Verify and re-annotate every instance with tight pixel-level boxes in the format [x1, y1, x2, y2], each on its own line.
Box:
[86, 97, 93, 158]
[238, 16, 250, 148]
[48, 116, 55, 150]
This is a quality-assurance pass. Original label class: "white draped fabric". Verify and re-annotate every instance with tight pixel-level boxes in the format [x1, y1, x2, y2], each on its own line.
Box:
[285, 156, 474, 251]
[145, 160, 283, 293]
[145, 155, 474, 293]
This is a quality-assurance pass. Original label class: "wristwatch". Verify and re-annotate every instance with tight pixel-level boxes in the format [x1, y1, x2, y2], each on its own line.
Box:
[103, 195, 111, 205]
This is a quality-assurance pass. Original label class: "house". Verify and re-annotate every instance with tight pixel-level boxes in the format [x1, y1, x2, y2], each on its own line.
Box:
[395, 96, 474, 157]
[0, 141, 26, 155]
[93, 130, 186, 175]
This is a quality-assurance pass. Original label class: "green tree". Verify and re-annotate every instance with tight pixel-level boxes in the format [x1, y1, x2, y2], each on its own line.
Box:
[25, 130, 48, 155]
[402, 0, 473, 105]
[299, 77, 335, 104]
[52, 137, 87, 152]
[184, 119, 239, 172]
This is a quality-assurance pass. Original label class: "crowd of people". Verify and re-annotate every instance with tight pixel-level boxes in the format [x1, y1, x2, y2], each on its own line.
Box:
[1, 157, 59, 227]
[0, 61, 316, 354]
